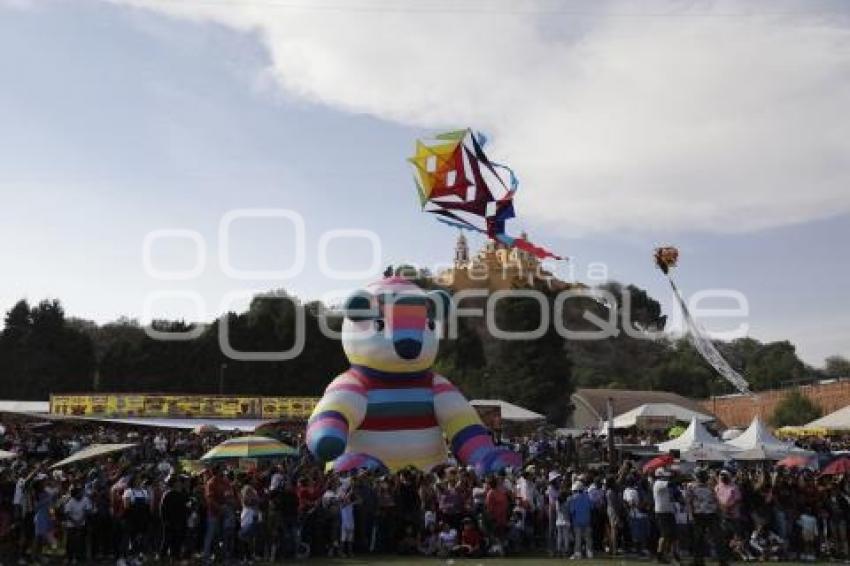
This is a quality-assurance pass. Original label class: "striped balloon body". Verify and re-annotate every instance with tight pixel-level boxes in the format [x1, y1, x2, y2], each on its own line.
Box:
[306, 277, 520, 474]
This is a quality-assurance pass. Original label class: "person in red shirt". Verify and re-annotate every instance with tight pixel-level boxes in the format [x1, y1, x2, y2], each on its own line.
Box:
[296, 476, 321, 515]
[455, 517, 483, 557]
[202, 466, 233, 562]
[485, 476, 510, 540]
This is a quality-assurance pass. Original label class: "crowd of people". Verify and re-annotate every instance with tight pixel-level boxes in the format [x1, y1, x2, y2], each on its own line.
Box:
[0, 419, 849, 564]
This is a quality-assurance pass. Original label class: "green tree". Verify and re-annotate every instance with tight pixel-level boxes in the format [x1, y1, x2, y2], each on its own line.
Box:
[770, 390, 822, 427]
[485, 285, 572, 423]
[825, 355, 850, 379]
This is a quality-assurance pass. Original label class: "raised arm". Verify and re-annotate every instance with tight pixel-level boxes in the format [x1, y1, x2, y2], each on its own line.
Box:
[432, 374, 520, 474]
[306, 371, 367, 462]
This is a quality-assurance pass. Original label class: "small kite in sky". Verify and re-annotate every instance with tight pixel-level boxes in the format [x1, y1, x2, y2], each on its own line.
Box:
[408, 128, 563, 261]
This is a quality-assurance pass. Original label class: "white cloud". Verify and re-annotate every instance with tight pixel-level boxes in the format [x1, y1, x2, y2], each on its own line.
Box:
[113, 0, 850, 235]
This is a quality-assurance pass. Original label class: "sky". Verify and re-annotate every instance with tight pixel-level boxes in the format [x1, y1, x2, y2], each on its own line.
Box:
[0, 0, 848, 366]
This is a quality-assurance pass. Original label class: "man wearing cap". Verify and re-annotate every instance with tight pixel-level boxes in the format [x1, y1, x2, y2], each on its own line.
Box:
[652, 468, 677, 564]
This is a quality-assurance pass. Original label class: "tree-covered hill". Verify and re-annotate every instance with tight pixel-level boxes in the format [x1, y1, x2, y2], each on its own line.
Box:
[0, 281, 829, 424]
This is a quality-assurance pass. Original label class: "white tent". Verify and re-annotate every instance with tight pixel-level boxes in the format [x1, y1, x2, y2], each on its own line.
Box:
[657, 417, 736, 461]
[723, 416, 803, 459]
[721, 429, 743, 441]
[470, 400, 544, 422]
[806, 405, 850, 430]
[603, 403, 714, 429]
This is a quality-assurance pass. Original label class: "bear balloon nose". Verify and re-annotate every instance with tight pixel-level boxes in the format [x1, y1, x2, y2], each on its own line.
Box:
[393, 338, 422, 360]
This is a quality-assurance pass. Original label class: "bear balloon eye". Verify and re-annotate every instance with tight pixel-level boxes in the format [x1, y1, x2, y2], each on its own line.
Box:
[427, 319, 436, 331]
[375, 319, 385, 332]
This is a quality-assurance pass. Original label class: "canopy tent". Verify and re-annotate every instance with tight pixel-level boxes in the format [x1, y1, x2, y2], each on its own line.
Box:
[470, 400, 544, 422]
[721, 429, 743, 441]
[0, 400, 50, 414]
[57, 415, 263, 431]
[657, 417, 736, 462]
[603, 403, 714, 429]
[806, 405, 850, 430]
[723, 416, 807, 460]
[51, 443, 136, 468]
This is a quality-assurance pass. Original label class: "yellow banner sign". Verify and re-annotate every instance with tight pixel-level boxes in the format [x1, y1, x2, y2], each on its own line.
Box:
[50, 394, 319, 420]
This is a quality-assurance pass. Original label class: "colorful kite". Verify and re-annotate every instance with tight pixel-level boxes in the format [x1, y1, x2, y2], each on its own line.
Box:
[408, 128, 563, 260]
[655, 246, 752, 395]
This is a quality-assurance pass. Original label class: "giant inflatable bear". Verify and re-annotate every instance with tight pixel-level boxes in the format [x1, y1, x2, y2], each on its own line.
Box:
[306, 276, 520, 474]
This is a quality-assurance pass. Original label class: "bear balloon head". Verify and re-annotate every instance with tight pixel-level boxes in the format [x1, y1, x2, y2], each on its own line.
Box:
[341, 277, 449, 374]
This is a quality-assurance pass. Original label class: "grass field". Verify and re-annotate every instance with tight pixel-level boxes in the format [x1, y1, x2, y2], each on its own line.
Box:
[303, 557, 823, 566]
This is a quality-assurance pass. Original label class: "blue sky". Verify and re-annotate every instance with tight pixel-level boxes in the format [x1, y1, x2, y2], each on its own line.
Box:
[0, 0, 848, 366]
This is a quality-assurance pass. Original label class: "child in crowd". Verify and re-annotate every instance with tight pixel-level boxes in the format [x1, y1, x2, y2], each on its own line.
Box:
[749, 522, 785, 561]
[798, 506, 819, 562]
[339, 486, 356, 558]
[436, 522, 458, 558]
[730, 533, 757, 562]
[418, 523, 439, 556]
[554, 490, 571, 557]
[238, 494, 261, 563]
[454, 517, 483, 557]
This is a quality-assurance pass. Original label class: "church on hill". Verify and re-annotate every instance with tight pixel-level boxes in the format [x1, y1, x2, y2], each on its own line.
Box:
[436, 232, 572, 293]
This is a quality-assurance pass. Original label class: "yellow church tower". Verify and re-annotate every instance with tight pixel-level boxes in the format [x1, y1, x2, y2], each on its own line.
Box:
[437, 232, 570, 292]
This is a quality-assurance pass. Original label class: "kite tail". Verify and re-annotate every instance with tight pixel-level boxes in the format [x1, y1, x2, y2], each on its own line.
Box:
[490, 161, 519, 192]
[495, 233, 564, 261]
[436, 217, 487, 235]
[667, 276, 753, 396]
[473, 131, 519, 192]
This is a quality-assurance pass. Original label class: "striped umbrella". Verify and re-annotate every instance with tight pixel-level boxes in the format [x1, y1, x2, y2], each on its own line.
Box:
[200, 436, 298, 461]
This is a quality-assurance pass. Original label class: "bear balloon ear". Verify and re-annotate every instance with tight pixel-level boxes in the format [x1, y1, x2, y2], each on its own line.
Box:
[343, 290, 378, 321]
[427, 289, 452, 321]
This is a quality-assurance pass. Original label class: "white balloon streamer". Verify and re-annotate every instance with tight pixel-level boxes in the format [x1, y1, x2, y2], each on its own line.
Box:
[667, 276, 753, 396]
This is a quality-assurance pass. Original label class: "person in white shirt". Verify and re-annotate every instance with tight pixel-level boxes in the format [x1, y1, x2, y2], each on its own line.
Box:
[437, 522, 457, 558]
[339, 487, 356, 557]
[63, 486, 92, 563]
[153, 433, 168, 454]
[269, 467, 285, 492]
[653, 468, 676, 563]
[623, 479, 649, 556]
[555, 491, 571, 557]
[798, 508, 819, 561]
[516, 470, 538, 509]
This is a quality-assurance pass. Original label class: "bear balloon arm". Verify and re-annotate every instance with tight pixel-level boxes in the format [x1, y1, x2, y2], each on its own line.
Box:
[432, 374, 521, 474]
[306, 371, 368, 463]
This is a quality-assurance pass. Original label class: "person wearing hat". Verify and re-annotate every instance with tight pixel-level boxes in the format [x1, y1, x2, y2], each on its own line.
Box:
[653, 467, 677, 564]
[568, 480, 593, 559]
